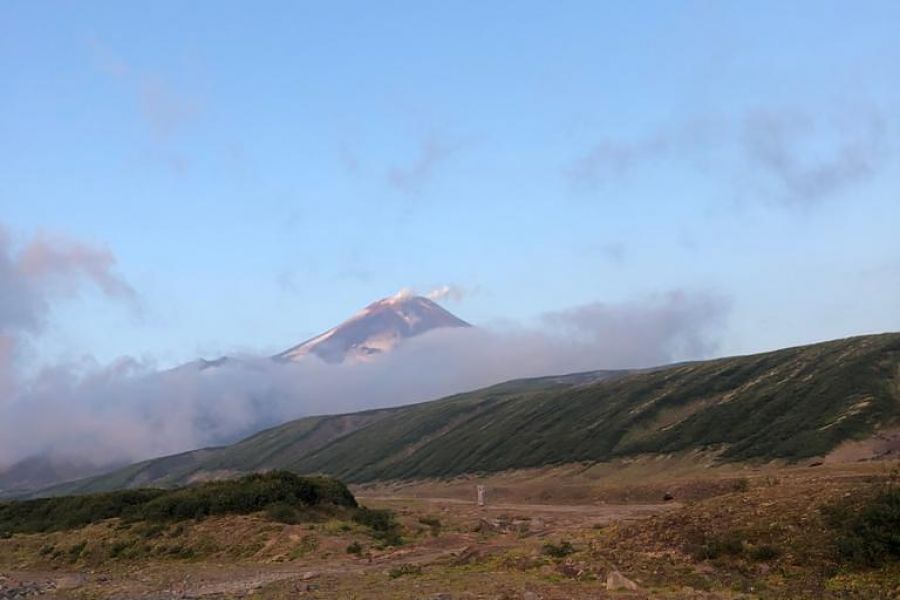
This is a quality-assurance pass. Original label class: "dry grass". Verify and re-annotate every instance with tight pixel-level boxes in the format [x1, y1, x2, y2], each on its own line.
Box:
[1, 460, 899, 598]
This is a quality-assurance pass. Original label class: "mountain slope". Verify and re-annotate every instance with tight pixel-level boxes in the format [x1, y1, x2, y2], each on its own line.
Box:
[37, 370, 624, 496]
[275, 293, 471, 363]
[39, 333, 900, 495]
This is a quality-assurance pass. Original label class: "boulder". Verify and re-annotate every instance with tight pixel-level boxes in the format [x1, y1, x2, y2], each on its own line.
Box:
[606, 570, 639, 591]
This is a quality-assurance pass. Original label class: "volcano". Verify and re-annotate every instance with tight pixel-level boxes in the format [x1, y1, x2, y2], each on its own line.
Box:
[274, 291, 471, 364]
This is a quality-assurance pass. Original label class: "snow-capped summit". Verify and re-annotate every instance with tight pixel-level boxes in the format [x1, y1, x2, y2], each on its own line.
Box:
[274, 292, 471, 364]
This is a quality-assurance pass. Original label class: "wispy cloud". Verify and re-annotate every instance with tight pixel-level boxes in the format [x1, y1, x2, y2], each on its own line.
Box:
[387, 136, 457, 194]
[740, 109, 888, 206]
[566, 107, 892, 207]
[87, 37, 201, 170]
[597, 241, 628, 264]
[565, 117, 718, 188]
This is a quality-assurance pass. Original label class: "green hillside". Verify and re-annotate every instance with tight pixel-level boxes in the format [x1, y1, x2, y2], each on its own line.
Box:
[40, 334, 900, 494]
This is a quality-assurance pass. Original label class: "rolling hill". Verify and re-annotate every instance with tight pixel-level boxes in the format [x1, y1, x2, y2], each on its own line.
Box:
[39, 333, 900, 496]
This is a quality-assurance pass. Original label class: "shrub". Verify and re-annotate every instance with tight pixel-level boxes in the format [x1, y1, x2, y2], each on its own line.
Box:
[68, 541, 87, 561]
[418, 516, 441, 536]
[163, 544, 195, 559]
[731, 478, 750, 492]
[265, 502, 300, 524]
[748, 544, 781, 561]
[824, 477, 900, 568]
[109, 540, 132, 559]
[0, 472, 357, 534]
[388, 564, 422, 579]
[353, 507, 403, 546]
[136, 523, 165, 539]
[346, 541, 363, 555]
[690, 531, 745, 560]
[542, 540, 575, 558]
[352, 507, 394, 530]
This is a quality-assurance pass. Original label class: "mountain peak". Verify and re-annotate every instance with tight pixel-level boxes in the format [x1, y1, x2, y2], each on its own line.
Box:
[275, 293, 470, 364]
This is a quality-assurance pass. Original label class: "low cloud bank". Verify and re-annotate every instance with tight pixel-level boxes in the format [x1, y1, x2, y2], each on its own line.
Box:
[0, 287, 728, 471]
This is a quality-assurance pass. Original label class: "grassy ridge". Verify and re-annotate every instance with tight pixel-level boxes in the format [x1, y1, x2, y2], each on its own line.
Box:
[41, 371, 617, 495]
[288, 333, 900, 481]
[0, 471, 356, 535]
[36, 334, 900, 492]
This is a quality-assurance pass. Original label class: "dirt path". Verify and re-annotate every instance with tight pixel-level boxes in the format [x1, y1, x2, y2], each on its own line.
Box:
[4, 544, 472, 598]
[2, 501, 678, 598]
[362, 495, 677, 516]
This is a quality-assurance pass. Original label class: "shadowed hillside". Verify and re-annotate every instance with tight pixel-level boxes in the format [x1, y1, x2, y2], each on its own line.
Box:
[37, 333, 900, 495]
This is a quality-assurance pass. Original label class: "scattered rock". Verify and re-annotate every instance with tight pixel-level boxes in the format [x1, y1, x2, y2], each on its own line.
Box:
[452, 545, 481, 566]
[556, 560, 585, 579]
[476, 515, 542, 535]
[300, 571, 318, 581]
[522, 592, 539, 600]
[606, 570, 639, 591]
[663, 492, 675, 501]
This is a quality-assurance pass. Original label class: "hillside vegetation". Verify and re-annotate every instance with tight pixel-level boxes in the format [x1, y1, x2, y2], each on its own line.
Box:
[39, 334, 900, 493]
[0, 472, 356, 535]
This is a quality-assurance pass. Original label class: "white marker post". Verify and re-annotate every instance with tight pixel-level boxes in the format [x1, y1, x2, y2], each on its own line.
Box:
[476, 484, 486, 507]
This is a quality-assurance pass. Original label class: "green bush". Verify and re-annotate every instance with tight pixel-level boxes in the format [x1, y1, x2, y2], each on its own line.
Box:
[690, 531, 745, 560]
[824, 477, 900, 568]
[353, 507, 403, 546]
[748, 544, 781, 561]
[0, 471, 357, 534]
[265, 502, 301, 524]
[418, 516, 441, 536]
[388, 564, 422, 579]
[68, 541, 87, 561]
[731, 478, 750, 492]
[542, 540, 575, 558]
[346, 540, 363, 555]
[108, 540, 132, 559]
[136, 523, 165, 539]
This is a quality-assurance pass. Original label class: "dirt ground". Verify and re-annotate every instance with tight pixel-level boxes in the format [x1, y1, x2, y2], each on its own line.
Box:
[2, 457, 898, 599]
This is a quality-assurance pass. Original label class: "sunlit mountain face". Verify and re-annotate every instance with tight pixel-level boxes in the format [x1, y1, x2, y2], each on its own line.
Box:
[274, 292, 471, 364]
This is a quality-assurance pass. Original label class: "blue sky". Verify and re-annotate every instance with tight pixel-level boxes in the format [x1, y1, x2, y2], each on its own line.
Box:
[2, 1, 899, 369]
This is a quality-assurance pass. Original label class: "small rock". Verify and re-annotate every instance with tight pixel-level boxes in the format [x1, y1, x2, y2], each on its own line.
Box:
[606, 570, 639, 591]
[663, 492, 675, 501]
[522, 592, 539, 600]
[300, 571, 318, 581]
